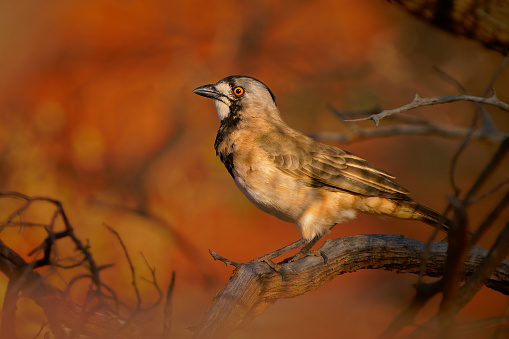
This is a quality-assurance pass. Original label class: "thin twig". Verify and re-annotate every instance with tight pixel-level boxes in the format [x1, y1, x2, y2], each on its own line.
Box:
[30, 322, 48, 339]
[449, 55, 509, 196]
[162, 271, 176, 339]
[378, 281, 443, 339]
[457, 222, 509, 312]
[208, 249, 242, 268]
[105, 224, 142, 311]
[471, 191, 509, 246]
[139, 252, 163, 309]
[92, 198, 216, 286]
[438, 195, 469, 336]
[464, 137, 509, 203]
[343, 93, 509, 126]
[433, 66, 468, 94]
[0, 206, 143, 339]
[0, 192, 105, 297]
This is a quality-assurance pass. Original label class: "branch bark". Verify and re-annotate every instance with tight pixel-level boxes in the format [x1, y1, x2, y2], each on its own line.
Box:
[193, 234, 509, 339]
[393, 0, 509, 54]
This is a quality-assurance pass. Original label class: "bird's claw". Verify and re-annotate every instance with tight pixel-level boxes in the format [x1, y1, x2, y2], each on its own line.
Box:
[282, 249, 328, 264]
[260, 258, 282, 272]
[210, 249, 287, 276]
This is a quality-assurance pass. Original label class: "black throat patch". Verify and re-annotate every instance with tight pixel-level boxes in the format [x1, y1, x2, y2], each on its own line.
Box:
[214, 104, 241, 178]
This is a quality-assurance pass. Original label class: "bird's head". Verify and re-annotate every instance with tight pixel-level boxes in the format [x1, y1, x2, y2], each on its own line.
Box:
[193, 75, 278, 121]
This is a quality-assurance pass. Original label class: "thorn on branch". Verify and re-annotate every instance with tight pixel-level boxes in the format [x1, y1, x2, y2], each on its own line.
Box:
[371, 115, 380, 127]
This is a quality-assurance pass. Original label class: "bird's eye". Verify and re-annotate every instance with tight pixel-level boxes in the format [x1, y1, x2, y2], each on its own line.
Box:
[233, 87, 244, 96]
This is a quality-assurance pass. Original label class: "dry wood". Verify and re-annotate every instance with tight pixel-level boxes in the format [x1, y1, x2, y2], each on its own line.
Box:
[0, 238, 143, 339]
[393, 0, 509, 54]
[193, 234, 509, 339]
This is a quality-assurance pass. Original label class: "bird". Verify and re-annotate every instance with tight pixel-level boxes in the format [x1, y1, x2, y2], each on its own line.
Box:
[193, 75, 448, 263]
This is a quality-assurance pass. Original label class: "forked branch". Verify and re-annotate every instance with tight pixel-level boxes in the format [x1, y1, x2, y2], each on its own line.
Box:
[193, 234, 509, 339]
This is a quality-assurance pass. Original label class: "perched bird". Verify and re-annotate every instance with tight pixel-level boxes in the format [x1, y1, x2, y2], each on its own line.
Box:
[193, 75, 447, 262]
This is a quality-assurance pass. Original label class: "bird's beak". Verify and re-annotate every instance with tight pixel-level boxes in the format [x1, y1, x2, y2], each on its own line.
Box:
[193, 84, 225, 101]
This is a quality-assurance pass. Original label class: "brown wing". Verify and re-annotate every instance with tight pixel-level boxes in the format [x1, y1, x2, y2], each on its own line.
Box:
[261, 132, 410, 199]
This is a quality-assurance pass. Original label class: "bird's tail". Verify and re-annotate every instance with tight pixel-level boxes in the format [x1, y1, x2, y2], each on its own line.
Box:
[356, 196, 449, 232]
[393, 199, 449, 232]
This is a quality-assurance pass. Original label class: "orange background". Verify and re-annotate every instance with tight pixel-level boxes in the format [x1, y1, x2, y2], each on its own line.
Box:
[0, 0, 508, 338]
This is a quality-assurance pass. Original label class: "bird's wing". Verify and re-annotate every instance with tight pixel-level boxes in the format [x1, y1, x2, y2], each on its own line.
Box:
[261, 133, 410, 199]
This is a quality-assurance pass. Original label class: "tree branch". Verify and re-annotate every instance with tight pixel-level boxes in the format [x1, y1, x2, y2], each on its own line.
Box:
[0, 237, 143, 338]
[311, 124, 507, 145]
[343, 93, 509, 126]
[193, 234, 509, 339]
[392, 0, 509, 54]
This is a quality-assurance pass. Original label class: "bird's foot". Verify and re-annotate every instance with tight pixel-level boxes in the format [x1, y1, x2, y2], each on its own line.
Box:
[259, 258, 282, 272]
[209, 249, 283, 272]
[251, 238, 309, 269]
[208, 236, 326, 276]
[282, 248, 328, 264]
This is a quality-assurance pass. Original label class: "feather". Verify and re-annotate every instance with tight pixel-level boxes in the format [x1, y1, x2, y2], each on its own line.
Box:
[260, 132, 409, 199]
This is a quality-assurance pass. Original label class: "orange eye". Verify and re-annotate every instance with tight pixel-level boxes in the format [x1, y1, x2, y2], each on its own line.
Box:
[233, 87, 244, 96]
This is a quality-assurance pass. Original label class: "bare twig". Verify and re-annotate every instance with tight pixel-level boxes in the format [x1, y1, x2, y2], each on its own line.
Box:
[208, 249, 242, 268]
[433, 66, 468, 94]
[471, 191, 509, 246]
[464, 137, 509, 203]
[0, 192, 150, 338]
[105, 224, 142, 311]
[0, 238, 142, 338]
[449, 55, 509, 195]
[0, 192, 104, 294]
[139, 252, 163, 308]
[30, 322, 48, 339]
[438, 195, 469, 336]
[458, 222, 509, 311]
[92, 199, 216, 286]
[161, 271, 176, 339]
[343, 93, 509, 126]
[378, 281, 443, 339]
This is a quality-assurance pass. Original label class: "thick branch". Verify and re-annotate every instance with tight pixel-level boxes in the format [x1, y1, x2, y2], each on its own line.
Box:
[393, 0, 509, 54]
[193, 234, 509, 339]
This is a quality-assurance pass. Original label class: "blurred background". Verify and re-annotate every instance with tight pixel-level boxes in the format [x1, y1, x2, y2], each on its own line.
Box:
[0, 0, 508, 338]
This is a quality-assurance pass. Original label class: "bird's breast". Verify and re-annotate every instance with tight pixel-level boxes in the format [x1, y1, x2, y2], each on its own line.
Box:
[216, 127, 313, 223]
[232, 159, 314, 224]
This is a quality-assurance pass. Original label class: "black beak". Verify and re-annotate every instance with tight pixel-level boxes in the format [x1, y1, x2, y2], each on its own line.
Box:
[193, 84, 225, 101]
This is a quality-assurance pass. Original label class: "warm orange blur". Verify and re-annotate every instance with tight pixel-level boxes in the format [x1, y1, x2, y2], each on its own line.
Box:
[1, 1, 508, 338]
